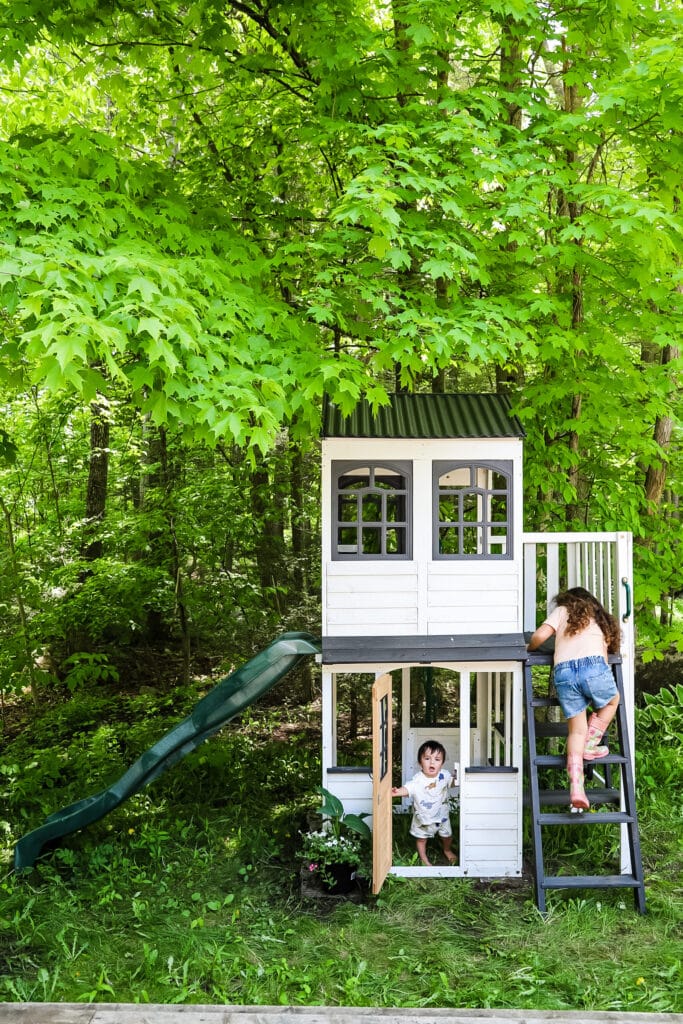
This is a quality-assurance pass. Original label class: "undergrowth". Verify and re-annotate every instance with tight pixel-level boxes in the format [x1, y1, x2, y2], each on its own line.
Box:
[0, 680, 680, 1010]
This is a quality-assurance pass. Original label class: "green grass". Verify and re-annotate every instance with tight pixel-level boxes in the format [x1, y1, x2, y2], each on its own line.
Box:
[1, 684, 681, 1011]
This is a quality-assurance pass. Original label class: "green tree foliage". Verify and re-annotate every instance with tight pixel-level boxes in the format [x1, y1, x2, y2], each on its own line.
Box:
[0, 0, 682, 680]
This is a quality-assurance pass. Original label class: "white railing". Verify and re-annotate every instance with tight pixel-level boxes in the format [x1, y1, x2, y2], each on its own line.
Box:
[522, 531, 633, 631]
[522, 530, 634, 697]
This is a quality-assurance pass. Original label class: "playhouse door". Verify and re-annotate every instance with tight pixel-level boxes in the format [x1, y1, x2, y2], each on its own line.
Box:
[372, 673, 393, 895]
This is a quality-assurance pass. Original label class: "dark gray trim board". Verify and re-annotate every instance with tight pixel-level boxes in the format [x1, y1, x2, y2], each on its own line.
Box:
[321, 633, 528, 664]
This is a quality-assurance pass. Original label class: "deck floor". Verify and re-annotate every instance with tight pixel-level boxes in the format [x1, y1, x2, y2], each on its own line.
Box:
[1, 1005, 681, 1024]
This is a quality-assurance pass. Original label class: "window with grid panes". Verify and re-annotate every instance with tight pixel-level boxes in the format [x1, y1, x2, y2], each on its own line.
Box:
[433, 461, 512, 559]
[332, 462, 411, 559]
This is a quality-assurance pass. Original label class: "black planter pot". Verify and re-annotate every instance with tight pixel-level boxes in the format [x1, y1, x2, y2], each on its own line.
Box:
[321, 862, 356, 895]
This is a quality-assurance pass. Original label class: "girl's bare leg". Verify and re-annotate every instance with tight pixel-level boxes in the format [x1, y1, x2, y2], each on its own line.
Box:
[566, 712, 589, 809]
[566, 710, 588, 757]
[592, 692, 620, 730]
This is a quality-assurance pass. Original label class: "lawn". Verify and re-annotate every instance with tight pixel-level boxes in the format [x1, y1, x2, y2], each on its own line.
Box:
[1, 682, 681, 1011]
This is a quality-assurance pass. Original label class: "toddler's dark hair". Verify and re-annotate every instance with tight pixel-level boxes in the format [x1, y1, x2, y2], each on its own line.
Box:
[417, 739, 447, 762]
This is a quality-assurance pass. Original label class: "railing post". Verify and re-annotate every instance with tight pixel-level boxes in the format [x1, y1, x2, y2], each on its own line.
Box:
[523, 542, 537, 631]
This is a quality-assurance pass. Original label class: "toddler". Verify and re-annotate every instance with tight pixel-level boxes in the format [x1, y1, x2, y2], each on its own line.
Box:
[392, 740, 457, 866]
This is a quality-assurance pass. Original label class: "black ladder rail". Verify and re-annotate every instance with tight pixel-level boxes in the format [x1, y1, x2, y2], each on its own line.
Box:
[524, 653, 646, 914]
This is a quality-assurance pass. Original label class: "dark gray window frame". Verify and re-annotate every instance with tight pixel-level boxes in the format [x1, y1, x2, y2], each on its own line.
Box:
[433, 460, 513, 560]
[332, 460, 412, 560]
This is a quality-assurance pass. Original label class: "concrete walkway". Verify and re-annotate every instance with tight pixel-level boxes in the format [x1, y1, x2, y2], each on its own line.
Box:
[0, 1006, 681, 1024]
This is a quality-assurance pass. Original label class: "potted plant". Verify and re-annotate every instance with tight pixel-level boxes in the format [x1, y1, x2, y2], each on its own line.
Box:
[301, 786, 371, 894]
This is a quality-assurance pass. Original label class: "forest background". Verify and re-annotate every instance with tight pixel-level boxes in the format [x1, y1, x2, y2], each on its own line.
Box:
[0, 0, 682, 1011]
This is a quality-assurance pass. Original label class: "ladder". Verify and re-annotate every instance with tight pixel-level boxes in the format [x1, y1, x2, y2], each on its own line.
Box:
[524, 653, 646, 914]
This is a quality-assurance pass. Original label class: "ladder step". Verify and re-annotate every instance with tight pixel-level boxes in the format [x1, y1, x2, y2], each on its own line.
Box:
[534, 721, 568, 737]
[543, 874, 642, 891]
[533, 753, 627, 767]
[537, 811, 633, 825]
[534, 787, 620, 807]
[530, 697, 560, 708]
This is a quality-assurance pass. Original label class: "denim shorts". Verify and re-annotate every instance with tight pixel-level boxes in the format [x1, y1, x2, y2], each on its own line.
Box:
[553, 656, 617, 719]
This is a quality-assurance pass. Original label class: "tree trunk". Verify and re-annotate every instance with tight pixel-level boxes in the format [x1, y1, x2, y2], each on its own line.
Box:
[251, 452, 286, 612]
[494, 15, 526, 394]
[0, 495, 40, 703]
[560, 50, 584, 524]
[81, 395, 111, 561]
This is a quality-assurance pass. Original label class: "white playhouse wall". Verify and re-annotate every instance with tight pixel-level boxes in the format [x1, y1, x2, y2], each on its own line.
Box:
[321, 436, 524, 637]
[321, 659, 525, 879]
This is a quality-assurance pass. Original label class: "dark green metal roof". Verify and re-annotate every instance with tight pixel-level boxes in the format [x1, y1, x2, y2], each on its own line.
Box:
[322, 393, 525, 439]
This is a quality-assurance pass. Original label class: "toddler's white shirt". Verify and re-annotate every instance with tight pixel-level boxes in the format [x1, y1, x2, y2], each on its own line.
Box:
[404, 768, 453, 828]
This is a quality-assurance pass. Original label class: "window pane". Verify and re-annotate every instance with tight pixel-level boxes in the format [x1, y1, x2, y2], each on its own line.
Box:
[375, 470, 405, 490]
[490, 495, 507, 522]
[492, 472, 508, 490]
[439, 467, 470, 487]
[339, 469, 371, 490]
[361, 495, 382, 522]
[386, 495, 405, 523]
[386, 527, 406, 554]
[463, 526, 481, 554]
[338, 495, 358, 522]
[439, 526, 460, 554]
[338, 528, 358, 552]
[362, 527, 381, 553]
[463, 493, 480, 523]
[491, 532, 507, 557]
[474, 466, 493, 489]
[438, 496, 459, 522]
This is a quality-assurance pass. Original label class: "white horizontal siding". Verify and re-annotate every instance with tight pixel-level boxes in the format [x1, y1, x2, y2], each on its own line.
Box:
[327, 607, 418, 625]
[325, 772, 373, 826]
[461, 772, 521, 875]
[465, 815, 518, 832]
[428, 575, 519, 594]
[325, 624, 419, 637]
[428, 607, 519, 630]
[427, 563, 521, 633]
[327, 561, 418, 579]
[427, 601, 519, 620]
[325, 566, 418, 603]
[328, 591, 418, 609]
[463, 775, 518, 800]
[325, 563, 419, 635]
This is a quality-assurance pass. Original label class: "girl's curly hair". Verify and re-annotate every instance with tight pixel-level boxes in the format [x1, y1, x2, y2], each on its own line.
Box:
[554, 587, 621, 653]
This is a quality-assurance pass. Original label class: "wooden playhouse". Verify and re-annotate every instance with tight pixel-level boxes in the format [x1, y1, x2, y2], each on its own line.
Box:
[317, 392, 638, 900]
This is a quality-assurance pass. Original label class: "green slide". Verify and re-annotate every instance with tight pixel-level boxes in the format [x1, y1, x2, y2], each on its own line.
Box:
[14, 632, 320, 871]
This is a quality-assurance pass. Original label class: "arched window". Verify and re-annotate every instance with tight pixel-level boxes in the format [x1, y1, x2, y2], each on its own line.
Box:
[433, 461, 512, 559]
[332, 461, 411, 559]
